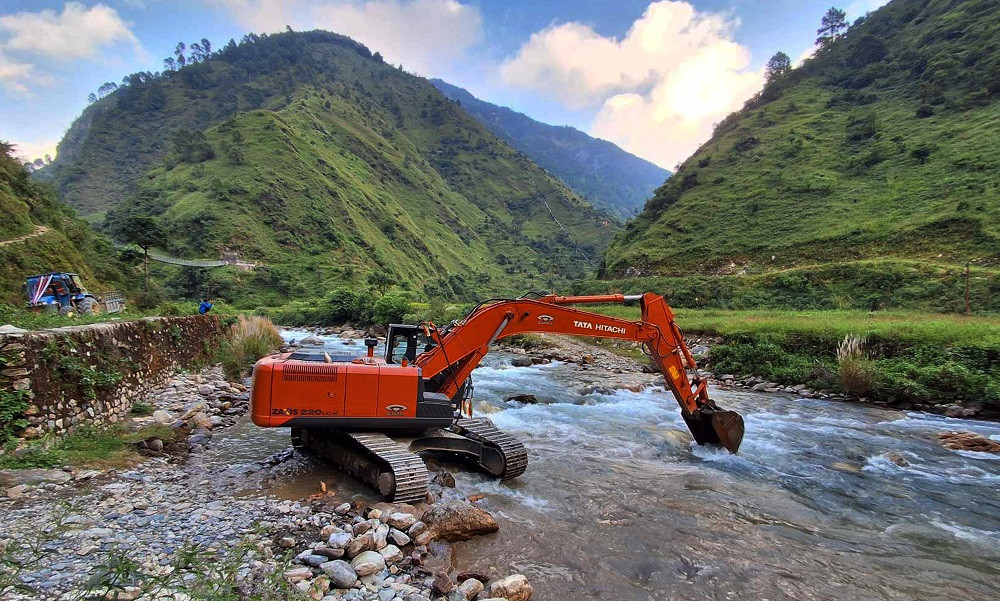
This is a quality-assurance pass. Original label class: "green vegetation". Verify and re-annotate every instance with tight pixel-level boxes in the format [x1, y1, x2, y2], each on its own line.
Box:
[575, 259, 999, 312]
[218, 315, 283, 380]
[431, 79, 670, 218]
[591, 305, 1000, 407]
[44, 30, 615, 306]
[0, 144, 135, 303]
[602, 0, 999, 291]
[0, 424, 177, 470]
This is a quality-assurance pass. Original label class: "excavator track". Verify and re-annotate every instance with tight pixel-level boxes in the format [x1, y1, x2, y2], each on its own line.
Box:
[293, 428, 429, 504]
[451, 418, 528, 481]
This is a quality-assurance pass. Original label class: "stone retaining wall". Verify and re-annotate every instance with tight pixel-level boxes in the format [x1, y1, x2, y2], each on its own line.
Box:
[0, 315, 222, 439]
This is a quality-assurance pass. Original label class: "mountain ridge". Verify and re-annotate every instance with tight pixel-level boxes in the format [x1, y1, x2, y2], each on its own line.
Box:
[430, 79, 669, 218]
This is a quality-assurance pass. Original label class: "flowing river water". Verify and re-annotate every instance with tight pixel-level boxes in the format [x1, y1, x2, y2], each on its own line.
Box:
[204, 331, 1000, 600]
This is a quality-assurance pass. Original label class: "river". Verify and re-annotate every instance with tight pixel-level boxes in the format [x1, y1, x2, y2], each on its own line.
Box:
[205, 330, 1000, 600]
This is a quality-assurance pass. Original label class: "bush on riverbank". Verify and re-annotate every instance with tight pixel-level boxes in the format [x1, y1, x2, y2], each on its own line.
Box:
[218, 315, 283, 380]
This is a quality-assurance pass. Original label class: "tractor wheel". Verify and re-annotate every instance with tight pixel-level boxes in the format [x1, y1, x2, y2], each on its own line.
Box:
[58, 304, 74, 317]
[77, 297, 98, 315]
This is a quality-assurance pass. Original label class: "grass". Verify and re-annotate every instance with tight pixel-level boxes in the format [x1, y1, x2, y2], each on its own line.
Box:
[0, 424, 178, 470]
[584, 305, 1000, 406]
[218, 315, 283, 380]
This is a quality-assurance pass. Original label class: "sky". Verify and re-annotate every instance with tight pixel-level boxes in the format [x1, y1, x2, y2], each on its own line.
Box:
[0, 0, 889, 169]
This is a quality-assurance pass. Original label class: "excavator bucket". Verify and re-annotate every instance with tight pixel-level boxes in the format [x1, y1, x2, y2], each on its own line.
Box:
[682, 408, 745, 453]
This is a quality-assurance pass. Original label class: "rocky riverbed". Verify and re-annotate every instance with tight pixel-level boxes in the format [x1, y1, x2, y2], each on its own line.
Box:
[0, 365, 533, 601]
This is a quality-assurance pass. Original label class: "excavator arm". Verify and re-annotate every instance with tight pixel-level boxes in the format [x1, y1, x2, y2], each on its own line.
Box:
[414, 292, 745, 453]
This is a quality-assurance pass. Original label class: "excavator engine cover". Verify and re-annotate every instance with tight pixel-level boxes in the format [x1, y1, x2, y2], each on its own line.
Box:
[682, 409, 745, 453]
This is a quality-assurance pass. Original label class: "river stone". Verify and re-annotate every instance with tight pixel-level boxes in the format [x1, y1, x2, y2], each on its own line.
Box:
[0, 469, 71, 487]
[389, 528, 410, 546]
[353, 521, 373, 535]
[351, 550, 386, 577]
[421, 501, 499, 542]
[328, 532, 352, 549]
[346, 533, 374, 557]
[387, 512, 417, 530]
[334, 502, 352, 515]
[300, 336, 324, 346]
[457, 577, 484, 600]
[373, 524, 390, 549]
[147, 438, 164, 452]
[511, 357, 533, 367]
[284, 567, 313, 583]
[882, 451, 909, 467]
[488, 574, 533, 601]
[378, 544, 403, 563]
[152, 410, 174, 425]
[321, 559, 358, 588]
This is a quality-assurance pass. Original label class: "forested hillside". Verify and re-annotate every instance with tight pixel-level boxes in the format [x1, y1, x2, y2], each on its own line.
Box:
[431, 79, 669, 218]
[601, 0, 998, 309]
[0, 144, 131, 302]
[42, 31, 615, 303]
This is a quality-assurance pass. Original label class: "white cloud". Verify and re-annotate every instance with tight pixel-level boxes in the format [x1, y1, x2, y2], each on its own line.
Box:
[500, 1, 765, 168]
[9, 137, 60, 163]
[213, 0, 482, 75]
[0, 2, 141, 59]
[0, 50, 35, 94]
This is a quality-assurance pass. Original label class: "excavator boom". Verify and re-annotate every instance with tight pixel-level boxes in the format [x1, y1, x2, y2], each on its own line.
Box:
[414, 292, 744, 452]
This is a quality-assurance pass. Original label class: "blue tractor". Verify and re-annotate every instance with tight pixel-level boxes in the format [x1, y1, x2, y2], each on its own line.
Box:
[24, 272, 124, 316]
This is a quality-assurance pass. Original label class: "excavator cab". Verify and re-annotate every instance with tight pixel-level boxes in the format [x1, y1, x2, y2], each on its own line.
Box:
[385, 324, 436, 364]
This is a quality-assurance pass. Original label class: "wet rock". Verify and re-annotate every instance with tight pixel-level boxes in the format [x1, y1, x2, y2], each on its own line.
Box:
[505, 394, 538, 404]
[457, 577, 484, 599]
[937, 431, 1000, 453]
[300, 336, 325, 346]
[321, 559, 358, 588]
[489, 574, 532, 601]
[351, 550, 386, 576]
[831, 462, 862, 473]
[882, 452, 910, 467]
[511, 357, 533, 367]
[421, 501, 499, 542]
[432, 471, 456, 488]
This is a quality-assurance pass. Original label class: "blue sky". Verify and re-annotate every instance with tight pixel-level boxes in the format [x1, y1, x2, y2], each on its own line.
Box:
[0, 0, 888, 168]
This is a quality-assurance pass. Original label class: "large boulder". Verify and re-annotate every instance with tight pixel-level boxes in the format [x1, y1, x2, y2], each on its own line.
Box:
[0, 469, 71, 488]
[421, 501, 499, 542]
[488, 574, 533, 601]
[299, 336, 325, 346]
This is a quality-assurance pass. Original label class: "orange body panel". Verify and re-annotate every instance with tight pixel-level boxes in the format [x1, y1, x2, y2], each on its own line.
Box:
[251, 353, 420, 427]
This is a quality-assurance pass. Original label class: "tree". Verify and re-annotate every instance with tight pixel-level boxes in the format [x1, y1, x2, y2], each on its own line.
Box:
[163, 57, 177, 72]
[200, 38, 212, 56]
[97, 81, 119, 98]
[817, 7, 848, 47]
[174, 42, 187, 68]
[367, 269, 395, 296]
[87, 92, 98, 104]
[765, 51, 792, 82]
[118, 214, 167, 290]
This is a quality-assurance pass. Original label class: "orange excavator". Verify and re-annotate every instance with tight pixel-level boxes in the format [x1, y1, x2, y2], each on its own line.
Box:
[251, 292, 744, 502]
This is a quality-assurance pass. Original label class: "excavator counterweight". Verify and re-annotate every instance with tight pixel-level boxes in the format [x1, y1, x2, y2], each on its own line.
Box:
[251, 292, 745, 501]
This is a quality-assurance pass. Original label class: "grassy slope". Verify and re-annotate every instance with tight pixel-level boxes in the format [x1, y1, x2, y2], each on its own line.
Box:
[602, 0, 999, 280]
[0, 147, 132, 303]
[43, 31, 614, 303]
[431, 78, 669, 218]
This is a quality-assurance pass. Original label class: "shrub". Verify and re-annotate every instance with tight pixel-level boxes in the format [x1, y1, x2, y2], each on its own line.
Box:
[218, 315, 283, 381]
[837, 334, 875, 398]
[373, 292, 413, 326]
[0, 389, 30, 446]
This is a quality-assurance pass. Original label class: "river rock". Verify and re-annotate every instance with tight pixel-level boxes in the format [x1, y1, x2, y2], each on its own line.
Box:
[334, 502, 352, 515]
[489, 574, 532, 601]
[511, 357, 533, 367]
[152, 410, 174, 425]
[190, 412, 213, 429]
[389, 528, 411, 546]
[347, 533, 374, 557]
[457, 577, 484, 599]
[379, 544, 403, 563]
[0, 468, 71, 487]
[421, 501, 499, 542]
[300, 336, 324, 346]
[882, 451, 909, 467]
[387, 512, 417, 530]
[285, 567, 313, 582]
[147, 438, 164, 452]
[328, 532, 352, 549]
[937, 431, 1000, 453]
[373, 524, 390, 549]
[505, 394, 538, 404]
[321, 559, 358, 588]
[351, 550, 386, 576]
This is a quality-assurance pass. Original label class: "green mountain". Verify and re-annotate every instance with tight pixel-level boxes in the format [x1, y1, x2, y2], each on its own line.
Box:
[601, 0, 999, 299]
[44, 31, 616, 304]
[431, 79, 669, 218]
[0, 144, 131, 303]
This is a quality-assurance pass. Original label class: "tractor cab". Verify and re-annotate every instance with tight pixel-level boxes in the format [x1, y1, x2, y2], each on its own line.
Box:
[385, 324, 437, 364]
[24, 272, 121, 316]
